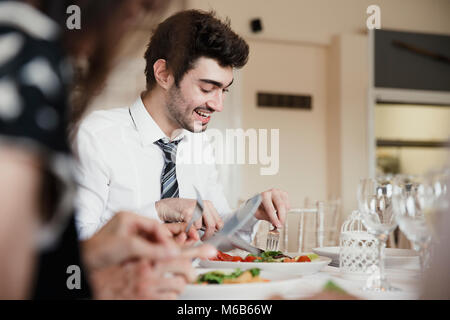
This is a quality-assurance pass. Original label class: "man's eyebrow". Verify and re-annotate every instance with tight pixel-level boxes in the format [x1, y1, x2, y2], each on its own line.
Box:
[199, 78, 234, 88]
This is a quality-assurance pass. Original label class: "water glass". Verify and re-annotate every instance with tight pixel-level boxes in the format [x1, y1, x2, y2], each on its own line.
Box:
[358, 177, 400, 291]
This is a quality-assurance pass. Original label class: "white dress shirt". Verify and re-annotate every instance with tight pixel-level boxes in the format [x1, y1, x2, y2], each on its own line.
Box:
[73, 96, 259, 241]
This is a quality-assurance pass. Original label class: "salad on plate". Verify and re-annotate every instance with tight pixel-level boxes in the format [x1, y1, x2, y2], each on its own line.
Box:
[195, 268, 269, 285]
[209, 250, 319, 263]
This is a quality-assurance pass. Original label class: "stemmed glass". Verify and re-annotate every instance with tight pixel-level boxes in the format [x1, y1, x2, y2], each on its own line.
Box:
[358, 177, 400, 291]
[392, 169, 449, 273]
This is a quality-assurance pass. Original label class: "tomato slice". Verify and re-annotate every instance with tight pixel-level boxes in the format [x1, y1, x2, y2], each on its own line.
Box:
[296, 255, 311, 262]
[215, 251, 224, 261]
[283, 258, 296, 262]
[244, 256, 261, 262]
[231, 256, 244, 262]
[217, 251, 234, 261]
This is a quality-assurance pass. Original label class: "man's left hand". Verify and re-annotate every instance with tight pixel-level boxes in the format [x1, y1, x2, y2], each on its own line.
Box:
[254, 188, 290, 228]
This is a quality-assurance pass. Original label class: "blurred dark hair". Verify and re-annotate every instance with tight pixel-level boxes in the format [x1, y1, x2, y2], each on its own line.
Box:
[144, 10, 249, 91]
[33, 0, 167, 128]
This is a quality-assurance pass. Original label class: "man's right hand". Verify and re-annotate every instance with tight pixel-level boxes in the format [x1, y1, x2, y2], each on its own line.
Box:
[155, 198, 224, 240]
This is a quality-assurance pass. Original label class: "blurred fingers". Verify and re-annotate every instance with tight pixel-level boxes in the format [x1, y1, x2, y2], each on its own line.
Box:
[179, 244, 217, 260]
[153, 276, 187, 296]
[186, 225, 200, 242]
[122, 237, 180, 263]
[118, 212, 172, 244]
[122, 260, 187, 300]
[153, 259, 196, 282]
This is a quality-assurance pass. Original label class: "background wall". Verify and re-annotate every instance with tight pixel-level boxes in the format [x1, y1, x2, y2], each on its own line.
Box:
[328, 33, 369, 225]
[240, 40, 328, 206]
[186, 0, 450, 44]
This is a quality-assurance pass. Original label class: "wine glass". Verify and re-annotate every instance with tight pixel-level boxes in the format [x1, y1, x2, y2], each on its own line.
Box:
[358, 177, 400, 291]
[392, 169, 449, 272]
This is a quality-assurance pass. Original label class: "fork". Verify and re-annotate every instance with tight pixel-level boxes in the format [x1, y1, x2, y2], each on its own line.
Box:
[266, 226, 280, 251]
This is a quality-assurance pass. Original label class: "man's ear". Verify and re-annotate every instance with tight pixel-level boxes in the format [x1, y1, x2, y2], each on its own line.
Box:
[153, 59, 174, 90]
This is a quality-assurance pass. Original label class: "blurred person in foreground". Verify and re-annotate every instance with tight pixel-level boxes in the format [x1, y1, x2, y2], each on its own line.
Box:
[0, 0, 215, 300]
[74, 9, 291, 244]
[421, 168, 450, 299]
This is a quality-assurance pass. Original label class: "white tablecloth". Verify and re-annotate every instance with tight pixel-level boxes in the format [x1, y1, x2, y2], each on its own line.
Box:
[189, 260, 422, 300]
[280, 265, 422, 300]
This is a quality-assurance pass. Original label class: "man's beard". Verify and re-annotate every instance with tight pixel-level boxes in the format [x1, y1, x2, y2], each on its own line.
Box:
[166, 85, 206, 133]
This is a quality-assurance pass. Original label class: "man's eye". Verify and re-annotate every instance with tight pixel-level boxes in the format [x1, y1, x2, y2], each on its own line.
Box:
[201, 88, 211, 93]
[223, 88, 229, 93]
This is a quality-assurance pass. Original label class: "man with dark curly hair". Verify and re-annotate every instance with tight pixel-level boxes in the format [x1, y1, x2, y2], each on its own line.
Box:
[73, 10, 290, 245]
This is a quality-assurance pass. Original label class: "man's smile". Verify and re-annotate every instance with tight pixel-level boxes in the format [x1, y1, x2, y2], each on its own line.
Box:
[194, 107, 212, 125]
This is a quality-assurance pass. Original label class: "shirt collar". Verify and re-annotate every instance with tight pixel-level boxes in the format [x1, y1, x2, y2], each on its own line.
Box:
[0, 1, 60, 41]
[129, 96, 189, 147]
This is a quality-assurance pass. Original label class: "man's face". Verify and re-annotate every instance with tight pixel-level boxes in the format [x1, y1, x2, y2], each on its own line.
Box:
[165, 57, 233, 133]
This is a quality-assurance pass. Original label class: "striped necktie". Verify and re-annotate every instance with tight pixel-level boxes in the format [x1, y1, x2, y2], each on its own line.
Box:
[154, 138, 182, 199]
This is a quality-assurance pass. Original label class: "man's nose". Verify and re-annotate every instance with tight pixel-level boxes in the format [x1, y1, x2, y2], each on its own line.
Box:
[206, 91, 224, 112]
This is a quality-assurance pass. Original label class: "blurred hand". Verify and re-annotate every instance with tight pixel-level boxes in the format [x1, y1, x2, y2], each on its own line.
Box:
[90, 244, 217, 300]
[156, 198, 224, 240]
[81, 211, 180, 272]
[254, 188, 290, 228]
[163, 222, 200, 245]
[89, 258, 190, 300]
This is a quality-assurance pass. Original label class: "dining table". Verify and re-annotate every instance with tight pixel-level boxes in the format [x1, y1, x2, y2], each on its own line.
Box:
[181, 248, 422, 300]
[276, 265, 421, 300]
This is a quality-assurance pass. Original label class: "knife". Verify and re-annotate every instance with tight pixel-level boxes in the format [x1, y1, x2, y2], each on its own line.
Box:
[185, 186, 204, 233]
[205, 233, 264, 255]
[229, 234, 264, 255]
[204, 193, 263, 253]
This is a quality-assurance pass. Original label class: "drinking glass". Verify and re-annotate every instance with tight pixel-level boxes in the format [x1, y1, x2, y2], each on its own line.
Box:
[358, 177, 399, 291]
[392, 169, 449, 272]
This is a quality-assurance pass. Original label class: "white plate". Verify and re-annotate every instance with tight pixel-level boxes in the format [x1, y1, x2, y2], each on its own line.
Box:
[311, 247, 340, 265]
[198, 254, 331, 275]
[179, 268, 303, 300]
[312, 247, 419, 269]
